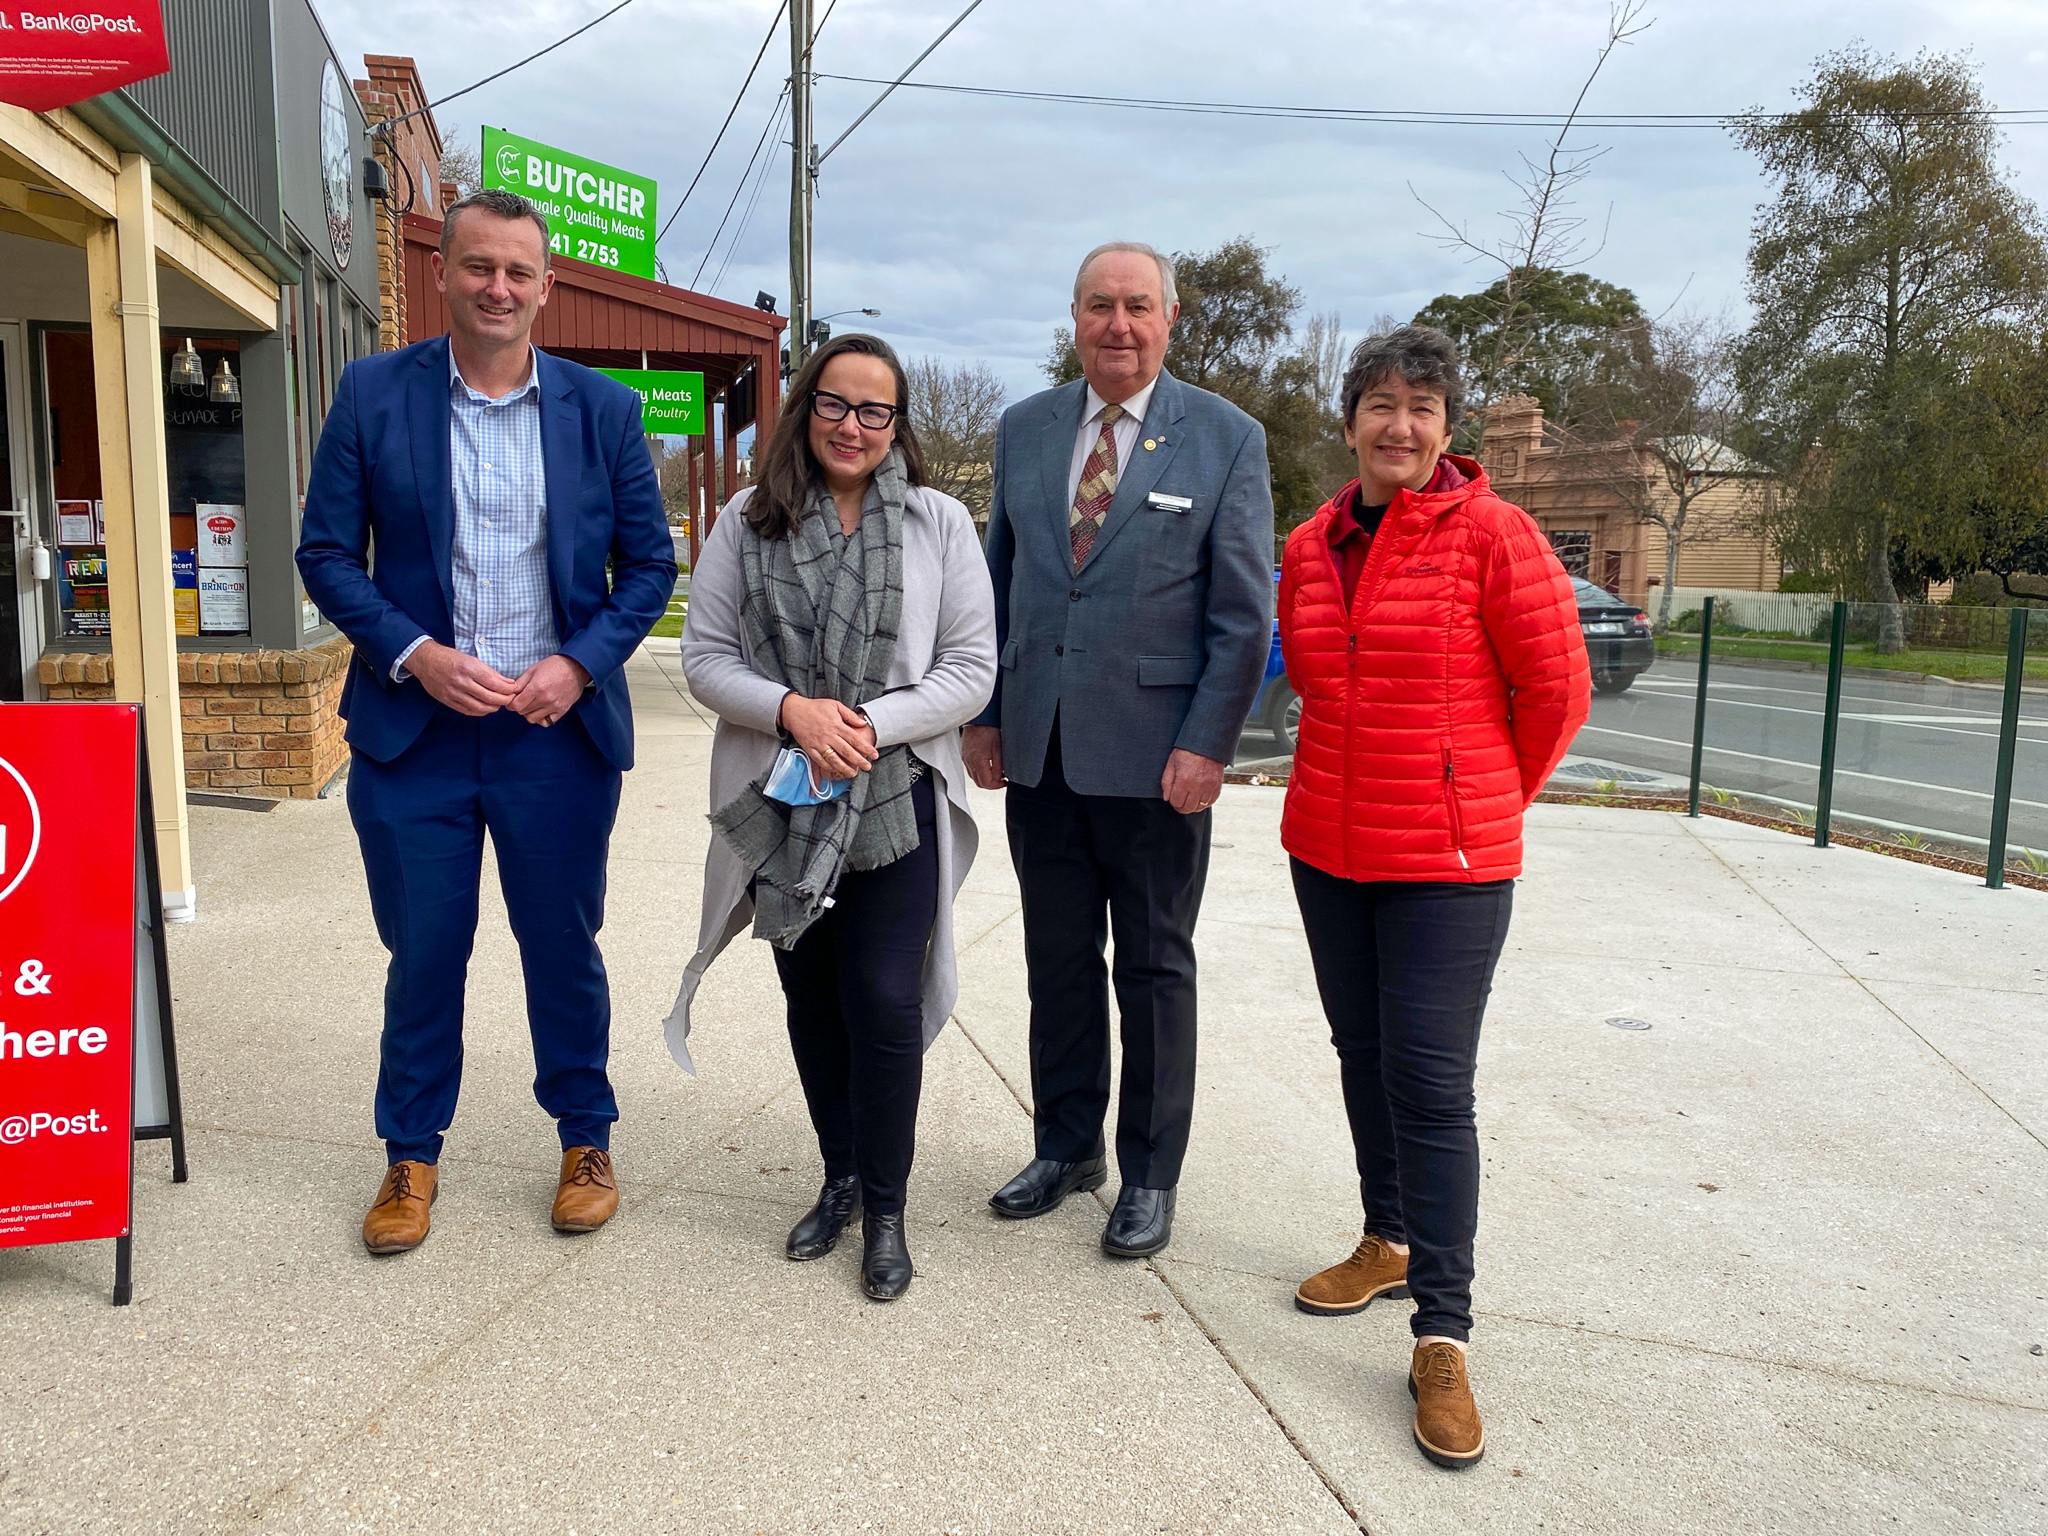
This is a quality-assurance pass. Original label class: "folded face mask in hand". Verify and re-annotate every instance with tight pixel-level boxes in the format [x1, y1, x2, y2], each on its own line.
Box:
[763, 745, 850, 806]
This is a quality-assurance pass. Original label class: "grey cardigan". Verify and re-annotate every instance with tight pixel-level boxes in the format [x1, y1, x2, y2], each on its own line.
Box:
[665, 482, 999, 1071]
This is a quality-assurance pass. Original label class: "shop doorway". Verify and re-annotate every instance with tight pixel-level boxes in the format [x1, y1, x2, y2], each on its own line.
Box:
[1, 323, 39, 701]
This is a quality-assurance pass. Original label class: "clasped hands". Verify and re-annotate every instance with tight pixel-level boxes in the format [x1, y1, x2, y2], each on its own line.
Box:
[407, 640, 588, 727]
[963, 725, 1224, 815]
[780, 694, 877, 781]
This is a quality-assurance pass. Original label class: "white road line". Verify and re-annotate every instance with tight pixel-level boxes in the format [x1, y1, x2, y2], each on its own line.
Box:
[1631, 674, 2046, 717]
[1573, 725, 2048, 811]
[1608, 689, 2048, 740]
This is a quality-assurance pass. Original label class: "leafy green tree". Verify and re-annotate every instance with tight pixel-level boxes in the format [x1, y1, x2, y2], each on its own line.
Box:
[1911, 325, 2048, 601]
[1413, 268, 1646, 444]
[1044, 237, 1351, 539]
[1732, 47, 2048, 648]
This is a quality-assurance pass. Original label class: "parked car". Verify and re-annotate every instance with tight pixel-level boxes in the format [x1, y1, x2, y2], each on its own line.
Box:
[1249, 576, 1653, 747]
[1575, 578, 1656, 694]
[1252, 570, 1301, 752]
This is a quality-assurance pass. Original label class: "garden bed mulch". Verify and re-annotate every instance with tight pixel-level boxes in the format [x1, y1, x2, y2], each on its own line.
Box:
[1220, 771, 2048, 893]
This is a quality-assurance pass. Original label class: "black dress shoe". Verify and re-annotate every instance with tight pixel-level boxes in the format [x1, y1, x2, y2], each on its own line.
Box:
[1102, 1185, 1176, 1258]
[987, 1155, 1108, 1219]
[862, 1211, 914, 1301]
[787, 1174, 861, 1261]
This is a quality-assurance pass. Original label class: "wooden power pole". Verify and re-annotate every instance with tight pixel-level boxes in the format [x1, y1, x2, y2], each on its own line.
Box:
[787, 0, 814, 375]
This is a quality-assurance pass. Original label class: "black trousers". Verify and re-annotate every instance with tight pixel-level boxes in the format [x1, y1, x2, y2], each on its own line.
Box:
[1290, 858, 1514, 1343]
[773, 773, 938, 1217]
[1006, 724, 1211, 1189]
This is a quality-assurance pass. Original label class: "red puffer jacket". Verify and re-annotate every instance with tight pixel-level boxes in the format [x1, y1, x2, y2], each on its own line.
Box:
[1279, 455, 1589, 883]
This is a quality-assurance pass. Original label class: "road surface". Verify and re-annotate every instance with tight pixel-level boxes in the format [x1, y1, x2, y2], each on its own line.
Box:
[1232, 656, 2048, 857]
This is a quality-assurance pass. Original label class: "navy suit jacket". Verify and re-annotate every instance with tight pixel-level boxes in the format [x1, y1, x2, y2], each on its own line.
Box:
[975, 370, 1275, 797]
[296, 337, 677, 771]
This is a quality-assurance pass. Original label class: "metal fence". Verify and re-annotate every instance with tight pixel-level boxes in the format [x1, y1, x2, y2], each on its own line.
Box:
[1643, 598, 2045, 888]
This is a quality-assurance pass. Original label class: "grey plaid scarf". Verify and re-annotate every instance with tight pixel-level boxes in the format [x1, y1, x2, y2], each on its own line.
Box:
[710, 449, 921, 948]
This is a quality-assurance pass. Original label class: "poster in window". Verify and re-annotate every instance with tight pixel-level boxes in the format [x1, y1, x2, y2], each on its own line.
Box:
[173, 549, 199, 637]
[195, 504, 246, 567]
[198, 567, 249, 634]
[93, 501, 106, 543]
[56, 501, 95, 546]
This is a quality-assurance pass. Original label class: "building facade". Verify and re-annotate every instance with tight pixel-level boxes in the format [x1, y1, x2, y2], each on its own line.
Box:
[10, 0, 386, 915]
[1480, 394, 1780, 605]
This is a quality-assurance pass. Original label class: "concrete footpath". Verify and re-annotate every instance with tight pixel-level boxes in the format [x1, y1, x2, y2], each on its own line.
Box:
[3, 646, 2044, 1535]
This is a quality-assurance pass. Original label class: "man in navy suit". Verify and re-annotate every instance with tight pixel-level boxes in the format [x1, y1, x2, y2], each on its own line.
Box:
[965, 243, 1273, 1258]
[297, 189, 675, 1255]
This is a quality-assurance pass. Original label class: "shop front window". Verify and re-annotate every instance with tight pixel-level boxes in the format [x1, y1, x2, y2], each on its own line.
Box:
[39, 328, 251, 642]
[42, 330, 108, 639]
[162, 335, 249, 639]
[286, 269, 308, 501]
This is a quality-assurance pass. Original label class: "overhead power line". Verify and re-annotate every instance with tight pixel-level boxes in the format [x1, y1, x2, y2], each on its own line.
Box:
[379, 0, 642, 132]
[815, 0, 991, 166]
[695, 86, 791, 289]
[813, 74, 2048, 130]
[656, 0, 790, 246]
[711, 94, 791, 295]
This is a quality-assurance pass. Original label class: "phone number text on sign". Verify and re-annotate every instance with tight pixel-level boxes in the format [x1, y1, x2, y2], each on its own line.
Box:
[551, 235, 625, 269]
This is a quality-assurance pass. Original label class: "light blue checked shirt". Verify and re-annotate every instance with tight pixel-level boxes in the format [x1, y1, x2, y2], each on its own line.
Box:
[393, 347, 559, 682]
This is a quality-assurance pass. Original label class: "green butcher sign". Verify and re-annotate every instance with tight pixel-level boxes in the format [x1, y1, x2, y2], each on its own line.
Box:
[483, 126, 658, 279]
[596, 369, 706, 435]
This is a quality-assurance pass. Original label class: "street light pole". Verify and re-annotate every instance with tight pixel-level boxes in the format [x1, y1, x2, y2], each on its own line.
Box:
[787, 0, 814, 375]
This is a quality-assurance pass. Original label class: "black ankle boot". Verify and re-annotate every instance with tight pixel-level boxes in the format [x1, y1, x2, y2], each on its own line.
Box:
[787, 1175, 861, 1261]
[861, 1210, 913, 1301]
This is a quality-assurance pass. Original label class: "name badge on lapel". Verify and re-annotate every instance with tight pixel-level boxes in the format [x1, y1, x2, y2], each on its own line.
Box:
[1146, 491, 1194, 513]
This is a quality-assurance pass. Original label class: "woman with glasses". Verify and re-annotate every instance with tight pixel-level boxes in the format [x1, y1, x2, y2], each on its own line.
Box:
[668, 334, 997, 1300]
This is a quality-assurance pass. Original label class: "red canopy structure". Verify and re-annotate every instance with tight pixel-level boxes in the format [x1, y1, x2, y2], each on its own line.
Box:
[402, 212, 784, 565]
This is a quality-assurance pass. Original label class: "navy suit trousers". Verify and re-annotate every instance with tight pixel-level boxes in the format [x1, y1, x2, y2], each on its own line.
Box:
[348, 707, 622, 1164]
[1005, 722, 1211, 1188]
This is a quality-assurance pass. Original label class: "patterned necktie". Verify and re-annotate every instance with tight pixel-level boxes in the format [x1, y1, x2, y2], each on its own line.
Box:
[1069, 403, 1124, 567]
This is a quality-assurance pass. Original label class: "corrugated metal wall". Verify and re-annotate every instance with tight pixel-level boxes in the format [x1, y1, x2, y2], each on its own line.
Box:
[124, 0, 273, 227]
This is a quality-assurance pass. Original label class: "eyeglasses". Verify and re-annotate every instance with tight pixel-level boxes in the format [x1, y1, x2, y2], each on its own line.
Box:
[810, 389, 901, 430]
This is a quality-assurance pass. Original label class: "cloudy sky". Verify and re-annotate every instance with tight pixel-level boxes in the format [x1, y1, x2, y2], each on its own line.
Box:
[315, 0, 2048, 398]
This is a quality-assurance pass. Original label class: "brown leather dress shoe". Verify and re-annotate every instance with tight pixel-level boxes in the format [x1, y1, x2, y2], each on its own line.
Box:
[551, 1146, 618, 1234]
[1409, 1341, 1485, 1469]
[1295, 1232, 1411, 1315]
[363, 1160, 437, 1255]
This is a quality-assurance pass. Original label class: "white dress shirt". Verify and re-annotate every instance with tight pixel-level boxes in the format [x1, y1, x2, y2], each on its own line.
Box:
[1065, 376, 1158, 506]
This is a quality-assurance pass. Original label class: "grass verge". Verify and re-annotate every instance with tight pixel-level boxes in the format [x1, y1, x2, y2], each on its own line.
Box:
[1656, 634, 2048, 684]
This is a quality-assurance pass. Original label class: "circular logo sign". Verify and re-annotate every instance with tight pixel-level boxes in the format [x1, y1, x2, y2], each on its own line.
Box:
[319, 61, 354, 270]
[0, 753, 41, 905]
[494, 143, 523, 185]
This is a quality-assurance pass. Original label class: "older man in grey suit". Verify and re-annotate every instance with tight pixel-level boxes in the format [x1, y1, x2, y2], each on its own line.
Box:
[964, 241, 1274, 1257]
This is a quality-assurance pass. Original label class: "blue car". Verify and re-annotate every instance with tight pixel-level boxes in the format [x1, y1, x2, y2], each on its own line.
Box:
[1249, 569, 1300, 753]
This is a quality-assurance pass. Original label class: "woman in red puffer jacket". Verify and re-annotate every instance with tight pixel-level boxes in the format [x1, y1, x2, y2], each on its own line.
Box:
[1278, 326, 1588, 1473]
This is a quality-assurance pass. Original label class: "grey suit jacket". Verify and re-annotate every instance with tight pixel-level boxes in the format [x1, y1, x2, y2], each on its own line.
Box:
[975, 370, 1275, 797]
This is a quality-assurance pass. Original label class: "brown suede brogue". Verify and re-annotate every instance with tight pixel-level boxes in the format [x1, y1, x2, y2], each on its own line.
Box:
[362, 1160, 437, 1255]
[551, 1146, 618, 1233]
[1409, 1341, 1485, 1469]
[1294, 1232, 1412, 1315]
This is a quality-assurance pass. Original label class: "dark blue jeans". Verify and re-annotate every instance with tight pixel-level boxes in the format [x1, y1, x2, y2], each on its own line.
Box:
[1290, 859, 1514, 1342]
[348, 708, 622, 1165]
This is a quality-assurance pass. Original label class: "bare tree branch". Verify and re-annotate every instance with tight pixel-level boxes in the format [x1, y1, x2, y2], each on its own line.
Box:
[1411, 2, 1654, 435]
[1556, 311, 1769, 631]
[906, 356, 1007, 523]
